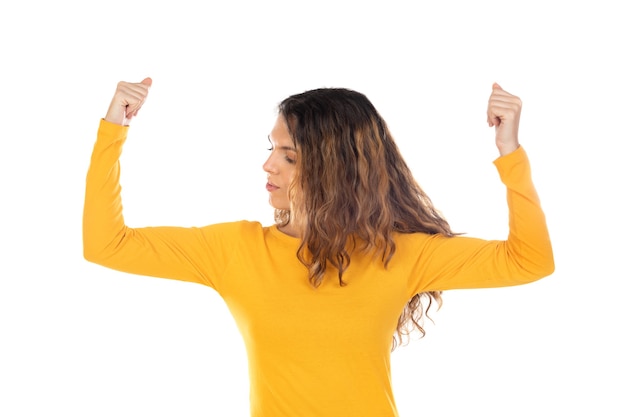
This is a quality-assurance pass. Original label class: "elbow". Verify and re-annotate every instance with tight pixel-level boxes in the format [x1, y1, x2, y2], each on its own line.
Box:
[539, 242, 556, 278]
[83, 226, 130, 268]
[82, 232, 109, 266]
[544, 254, 556, 277]
[83, 220, 102, 265]
[526, 248, 555, 282]
[509, 243, 555, 285]
[82, 223, 124, 266]
[532, 261, 555, 282]
[83, 242, 102, 265]
[540, 254, 556, 279]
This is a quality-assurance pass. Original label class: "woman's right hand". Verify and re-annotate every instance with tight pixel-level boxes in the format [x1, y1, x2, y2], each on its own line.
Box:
[104, 77, 152, 126]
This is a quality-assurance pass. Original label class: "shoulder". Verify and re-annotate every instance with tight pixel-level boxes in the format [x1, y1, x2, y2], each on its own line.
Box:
[392, 230, 439, 245]
[390, 231, 441, 259]
[198, 220, 267, 238]
[182, 221, 272, 263]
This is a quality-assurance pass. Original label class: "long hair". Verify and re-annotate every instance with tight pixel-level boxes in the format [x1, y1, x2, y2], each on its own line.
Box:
[276, 88, 455, 349]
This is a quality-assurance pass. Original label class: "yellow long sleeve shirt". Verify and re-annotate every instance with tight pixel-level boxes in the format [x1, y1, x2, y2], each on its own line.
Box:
[83, 119, 554, 417]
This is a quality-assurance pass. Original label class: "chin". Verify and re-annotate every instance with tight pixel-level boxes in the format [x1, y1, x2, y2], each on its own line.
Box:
[268, 197, 289, 211]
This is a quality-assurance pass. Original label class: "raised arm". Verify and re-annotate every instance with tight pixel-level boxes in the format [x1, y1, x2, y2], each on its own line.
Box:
[82, 79, 222, 287]
[406, 84, 554, 293]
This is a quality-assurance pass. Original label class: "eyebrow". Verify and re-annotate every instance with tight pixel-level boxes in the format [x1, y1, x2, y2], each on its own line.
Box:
[267, 135, 296, 151]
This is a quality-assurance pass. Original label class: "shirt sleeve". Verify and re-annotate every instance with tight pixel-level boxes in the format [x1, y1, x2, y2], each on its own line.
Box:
[406, 146, 555, 294]
[82, 119, 235, 291]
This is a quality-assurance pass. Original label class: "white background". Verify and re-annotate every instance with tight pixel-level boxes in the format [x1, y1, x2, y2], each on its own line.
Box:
[1, 1, 624, 416]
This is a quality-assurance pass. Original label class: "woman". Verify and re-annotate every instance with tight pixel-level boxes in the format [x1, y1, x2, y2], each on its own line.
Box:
[83, 78, 554, 417]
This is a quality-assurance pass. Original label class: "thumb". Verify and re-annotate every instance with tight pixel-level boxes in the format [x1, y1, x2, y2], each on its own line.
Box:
[141, 77, 153, 87]
[492, 82, 502, 91]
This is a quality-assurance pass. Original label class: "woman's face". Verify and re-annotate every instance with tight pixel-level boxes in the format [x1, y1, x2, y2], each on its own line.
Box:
[263, 115, 297, 210]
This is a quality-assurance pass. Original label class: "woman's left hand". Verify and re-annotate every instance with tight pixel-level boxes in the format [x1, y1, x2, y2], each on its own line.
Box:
[487, 83, 522, 156]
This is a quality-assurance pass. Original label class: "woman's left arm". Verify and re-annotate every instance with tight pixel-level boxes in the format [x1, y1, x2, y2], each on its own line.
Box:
[408, 84, 554, 292]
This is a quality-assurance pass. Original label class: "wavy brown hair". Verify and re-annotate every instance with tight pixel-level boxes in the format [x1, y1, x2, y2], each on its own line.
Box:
[275, 88, 455, 349]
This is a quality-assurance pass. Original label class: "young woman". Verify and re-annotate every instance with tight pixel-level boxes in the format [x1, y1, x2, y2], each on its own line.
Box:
[83, 78, 554, 417]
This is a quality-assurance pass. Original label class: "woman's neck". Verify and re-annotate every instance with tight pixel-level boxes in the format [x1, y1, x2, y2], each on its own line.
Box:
[278, 222, 301, 238]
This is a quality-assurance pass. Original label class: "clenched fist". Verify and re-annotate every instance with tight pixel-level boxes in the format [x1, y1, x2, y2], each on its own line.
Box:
[487, 83, 522, 156]
[105, 77, 152, 126]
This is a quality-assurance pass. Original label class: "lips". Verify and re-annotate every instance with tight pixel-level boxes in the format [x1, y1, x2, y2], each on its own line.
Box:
[266, 182, 279, 192]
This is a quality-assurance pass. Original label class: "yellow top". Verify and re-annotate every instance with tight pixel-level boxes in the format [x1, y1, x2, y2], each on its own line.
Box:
[83, 119, 554, 417]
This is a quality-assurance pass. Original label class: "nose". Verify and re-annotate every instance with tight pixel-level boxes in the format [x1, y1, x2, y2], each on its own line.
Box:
[263, 153, 277, 174]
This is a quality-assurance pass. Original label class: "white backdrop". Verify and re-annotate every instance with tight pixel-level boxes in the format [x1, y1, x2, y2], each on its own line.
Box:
[1, 1, 624, 416]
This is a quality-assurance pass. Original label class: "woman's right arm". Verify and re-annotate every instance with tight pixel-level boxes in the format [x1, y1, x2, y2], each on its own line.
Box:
[82, 79, 220, 288]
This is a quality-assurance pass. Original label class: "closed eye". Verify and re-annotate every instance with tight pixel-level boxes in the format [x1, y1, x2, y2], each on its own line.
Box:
[267, 135, 296, 164]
